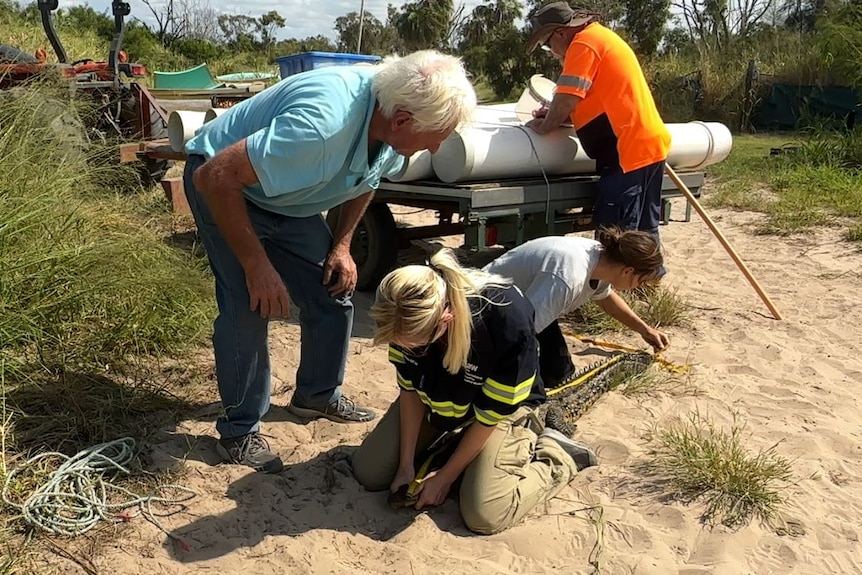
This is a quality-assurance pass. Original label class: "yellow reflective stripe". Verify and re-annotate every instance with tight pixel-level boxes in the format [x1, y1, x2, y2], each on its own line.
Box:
[415, 390, 470, 418]
[388, 346, 405, 364]
[474, 406, 505, 426]
[483, 375, 535, 405]
[396, 372, 414, 391]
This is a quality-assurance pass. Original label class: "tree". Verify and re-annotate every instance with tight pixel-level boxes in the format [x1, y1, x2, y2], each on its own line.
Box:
[673, 0, 777, 53]
[217, 11, 285, 52]
[335, 10, 397, 54]
[623, 0, 671, 57]
[257, 10, 285, 49]
[525, 0, 626, 26]
[139, 0, 223, 47]
[392, 0, 465, 51]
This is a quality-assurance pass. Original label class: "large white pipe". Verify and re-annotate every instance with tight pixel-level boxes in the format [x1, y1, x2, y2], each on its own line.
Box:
[430, 121, 732, 183]
[168, 110, 206, 152]
[666, 121, 733, 170]
[432, 123, 593, 183]
[386, 104, 522, 183]
[388, 150, 434, 182]
[204, 107, 229, 123]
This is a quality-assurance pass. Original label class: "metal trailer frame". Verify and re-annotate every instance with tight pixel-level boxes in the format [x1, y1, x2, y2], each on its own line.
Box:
[327, 170, 705, 290]
[127, 137, 705, 291]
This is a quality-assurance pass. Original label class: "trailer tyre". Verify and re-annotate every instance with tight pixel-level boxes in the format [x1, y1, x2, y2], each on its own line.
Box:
[326, 202, 398, 292]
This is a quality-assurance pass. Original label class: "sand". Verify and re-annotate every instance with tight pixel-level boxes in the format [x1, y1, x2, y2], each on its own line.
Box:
[52, 199, 862, 574]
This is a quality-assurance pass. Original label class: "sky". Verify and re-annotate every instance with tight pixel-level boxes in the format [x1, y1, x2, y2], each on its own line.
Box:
[77, 0, 492, 41]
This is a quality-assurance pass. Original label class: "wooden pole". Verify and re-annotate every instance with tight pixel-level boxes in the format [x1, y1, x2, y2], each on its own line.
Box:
[664, 164, 783, 321]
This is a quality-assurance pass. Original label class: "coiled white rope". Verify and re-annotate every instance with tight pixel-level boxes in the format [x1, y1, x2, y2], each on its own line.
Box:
[2, 437, 196, 544]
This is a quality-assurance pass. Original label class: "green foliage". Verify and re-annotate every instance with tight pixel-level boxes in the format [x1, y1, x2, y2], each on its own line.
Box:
[335, 11, 395, 55]
[0, 80, 214, 377]
[707, 133, 862, 237]
[172, 37, 226, 63]
[393, 0, 457, 51]
[622, 0, 670, 57]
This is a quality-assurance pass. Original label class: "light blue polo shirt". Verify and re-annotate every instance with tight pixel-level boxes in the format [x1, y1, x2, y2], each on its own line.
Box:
[184, 66, 405, 218]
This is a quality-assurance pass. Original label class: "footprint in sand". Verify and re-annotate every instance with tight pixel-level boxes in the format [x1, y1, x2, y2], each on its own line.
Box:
[750, 536, 798, 574]
[607, 521, 657, 552]
[593, 438, 630, 463]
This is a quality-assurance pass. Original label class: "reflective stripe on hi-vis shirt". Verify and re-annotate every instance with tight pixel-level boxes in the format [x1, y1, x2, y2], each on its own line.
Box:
[474, 406, 507, 426]
[558, 74, 593, 92]
[396, 372, 414, 391]
[388, 346, 405, 364]
[415, 390, 471, 419]
[482, 375, 535, 405]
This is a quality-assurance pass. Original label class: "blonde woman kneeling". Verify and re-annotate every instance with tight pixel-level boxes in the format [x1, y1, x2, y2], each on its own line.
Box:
[351, 249, 596, 535]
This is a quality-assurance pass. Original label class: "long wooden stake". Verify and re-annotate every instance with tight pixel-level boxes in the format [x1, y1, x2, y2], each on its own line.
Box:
[664, 165, 783, 321]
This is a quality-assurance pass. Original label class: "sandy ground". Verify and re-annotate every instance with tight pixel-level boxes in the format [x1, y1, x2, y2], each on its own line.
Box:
[48, 198, 862, 574]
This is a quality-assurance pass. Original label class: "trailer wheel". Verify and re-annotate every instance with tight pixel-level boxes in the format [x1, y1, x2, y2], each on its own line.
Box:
[326, 202, 398, 292]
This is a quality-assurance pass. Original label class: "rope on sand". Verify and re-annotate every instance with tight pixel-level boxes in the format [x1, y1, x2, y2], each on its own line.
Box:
[2, 437, 195, 546]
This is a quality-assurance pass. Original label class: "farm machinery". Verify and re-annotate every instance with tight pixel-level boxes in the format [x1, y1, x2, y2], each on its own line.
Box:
[0, 0, 172, 186]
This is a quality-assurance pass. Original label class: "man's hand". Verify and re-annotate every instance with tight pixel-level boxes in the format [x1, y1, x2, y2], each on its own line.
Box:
[640, 327, 670, 351]
[525, 117, 553, 135]
[323, 244, 357, 296]
[245, 259, 291, 318]
[413, 471, 454, 510]
[532, 104, 549, 119]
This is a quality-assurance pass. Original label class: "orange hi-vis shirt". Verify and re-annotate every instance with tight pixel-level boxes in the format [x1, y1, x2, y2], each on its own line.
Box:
[556, 22, 671, 174]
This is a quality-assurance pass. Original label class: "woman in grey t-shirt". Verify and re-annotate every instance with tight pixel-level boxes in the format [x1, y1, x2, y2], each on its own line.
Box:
[483, 227, 668, 388]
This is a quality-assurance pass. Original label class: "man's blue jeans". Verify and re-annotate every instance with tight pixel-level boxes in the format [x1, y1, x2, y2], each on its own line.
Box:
[184, 154, 354, 440]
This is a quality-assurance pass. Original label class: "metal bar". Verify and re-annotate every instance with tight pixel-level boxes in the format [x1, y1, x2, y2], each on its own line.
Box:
[397, 223, 465, 241]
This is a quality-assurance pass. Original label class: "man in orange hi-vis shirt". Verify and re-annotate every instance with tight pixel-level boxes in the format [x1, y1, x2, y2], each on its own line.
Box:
[525, 2, 671, 243]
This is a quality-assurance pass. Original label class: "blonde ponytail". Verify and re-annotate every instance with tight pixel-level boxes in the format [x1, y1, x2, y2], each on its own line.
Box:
[427, 249, 474, 374]
[370, 248, 511, 375]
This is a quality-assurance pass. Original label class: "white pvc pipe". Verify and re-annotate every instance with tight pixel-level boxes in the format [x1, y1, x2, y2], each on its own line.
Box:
[431, 123, 593, 183]
[430, 121, 732, 183]
[204, 107, 229, 123]
[386, 104, 522, 183]
[388, 150, 434, 182]
[666, 121, 733, 170]
[168, 110, 206, 152]
[472, 103, 520, 125]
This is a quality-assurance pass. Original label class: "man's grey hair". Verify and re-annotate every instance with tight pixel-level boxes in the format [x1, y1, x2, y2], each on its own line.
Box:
[372, 50, 477, 133]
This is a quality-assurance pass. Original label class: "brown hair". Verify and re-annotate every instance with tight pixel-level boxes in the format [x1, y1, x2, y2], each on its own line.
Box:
[597, 227, 664, 278]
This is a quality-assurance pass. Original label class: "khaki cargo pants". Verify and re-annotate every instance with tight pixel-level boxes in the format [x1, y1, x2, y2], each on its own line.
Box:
[351, 398, 579, 535]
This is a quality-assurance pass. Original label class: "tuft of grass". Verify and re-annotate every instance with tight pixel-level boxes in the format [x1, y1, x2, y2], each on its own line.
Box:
[564, 286, 691, 335]
[616, 365, 691, 398]
[640, 410, 793, 529]
[635, 285, 691, 329]
[845, 222, 862, 242]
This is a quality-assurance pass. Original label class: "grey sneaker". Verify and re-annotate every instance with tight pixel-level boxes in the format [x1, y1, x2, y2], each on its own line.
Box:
[216, 432, 283, 473]
[288, 395, 377, 423]
[541, 428, 598, 471]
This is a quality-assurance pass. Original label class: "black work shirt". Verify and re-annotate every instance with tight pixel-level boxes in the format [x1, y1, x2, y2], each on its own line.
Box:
[388, 285, 546, 431]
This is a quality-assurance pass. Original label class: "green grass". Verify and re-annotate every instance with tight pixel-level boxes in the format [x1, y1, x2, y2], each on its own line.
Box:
[639, 410, 793, 529]
[0, 78, 216, 568]
[706, 133, 862, 238]
[564, 287, 691, 335]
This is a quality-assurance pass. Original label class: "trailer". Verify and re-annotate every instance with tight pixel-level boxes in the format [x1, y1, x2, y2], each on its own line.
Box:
[126, 136, 704, 291]
[327, 171, 704, 291]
